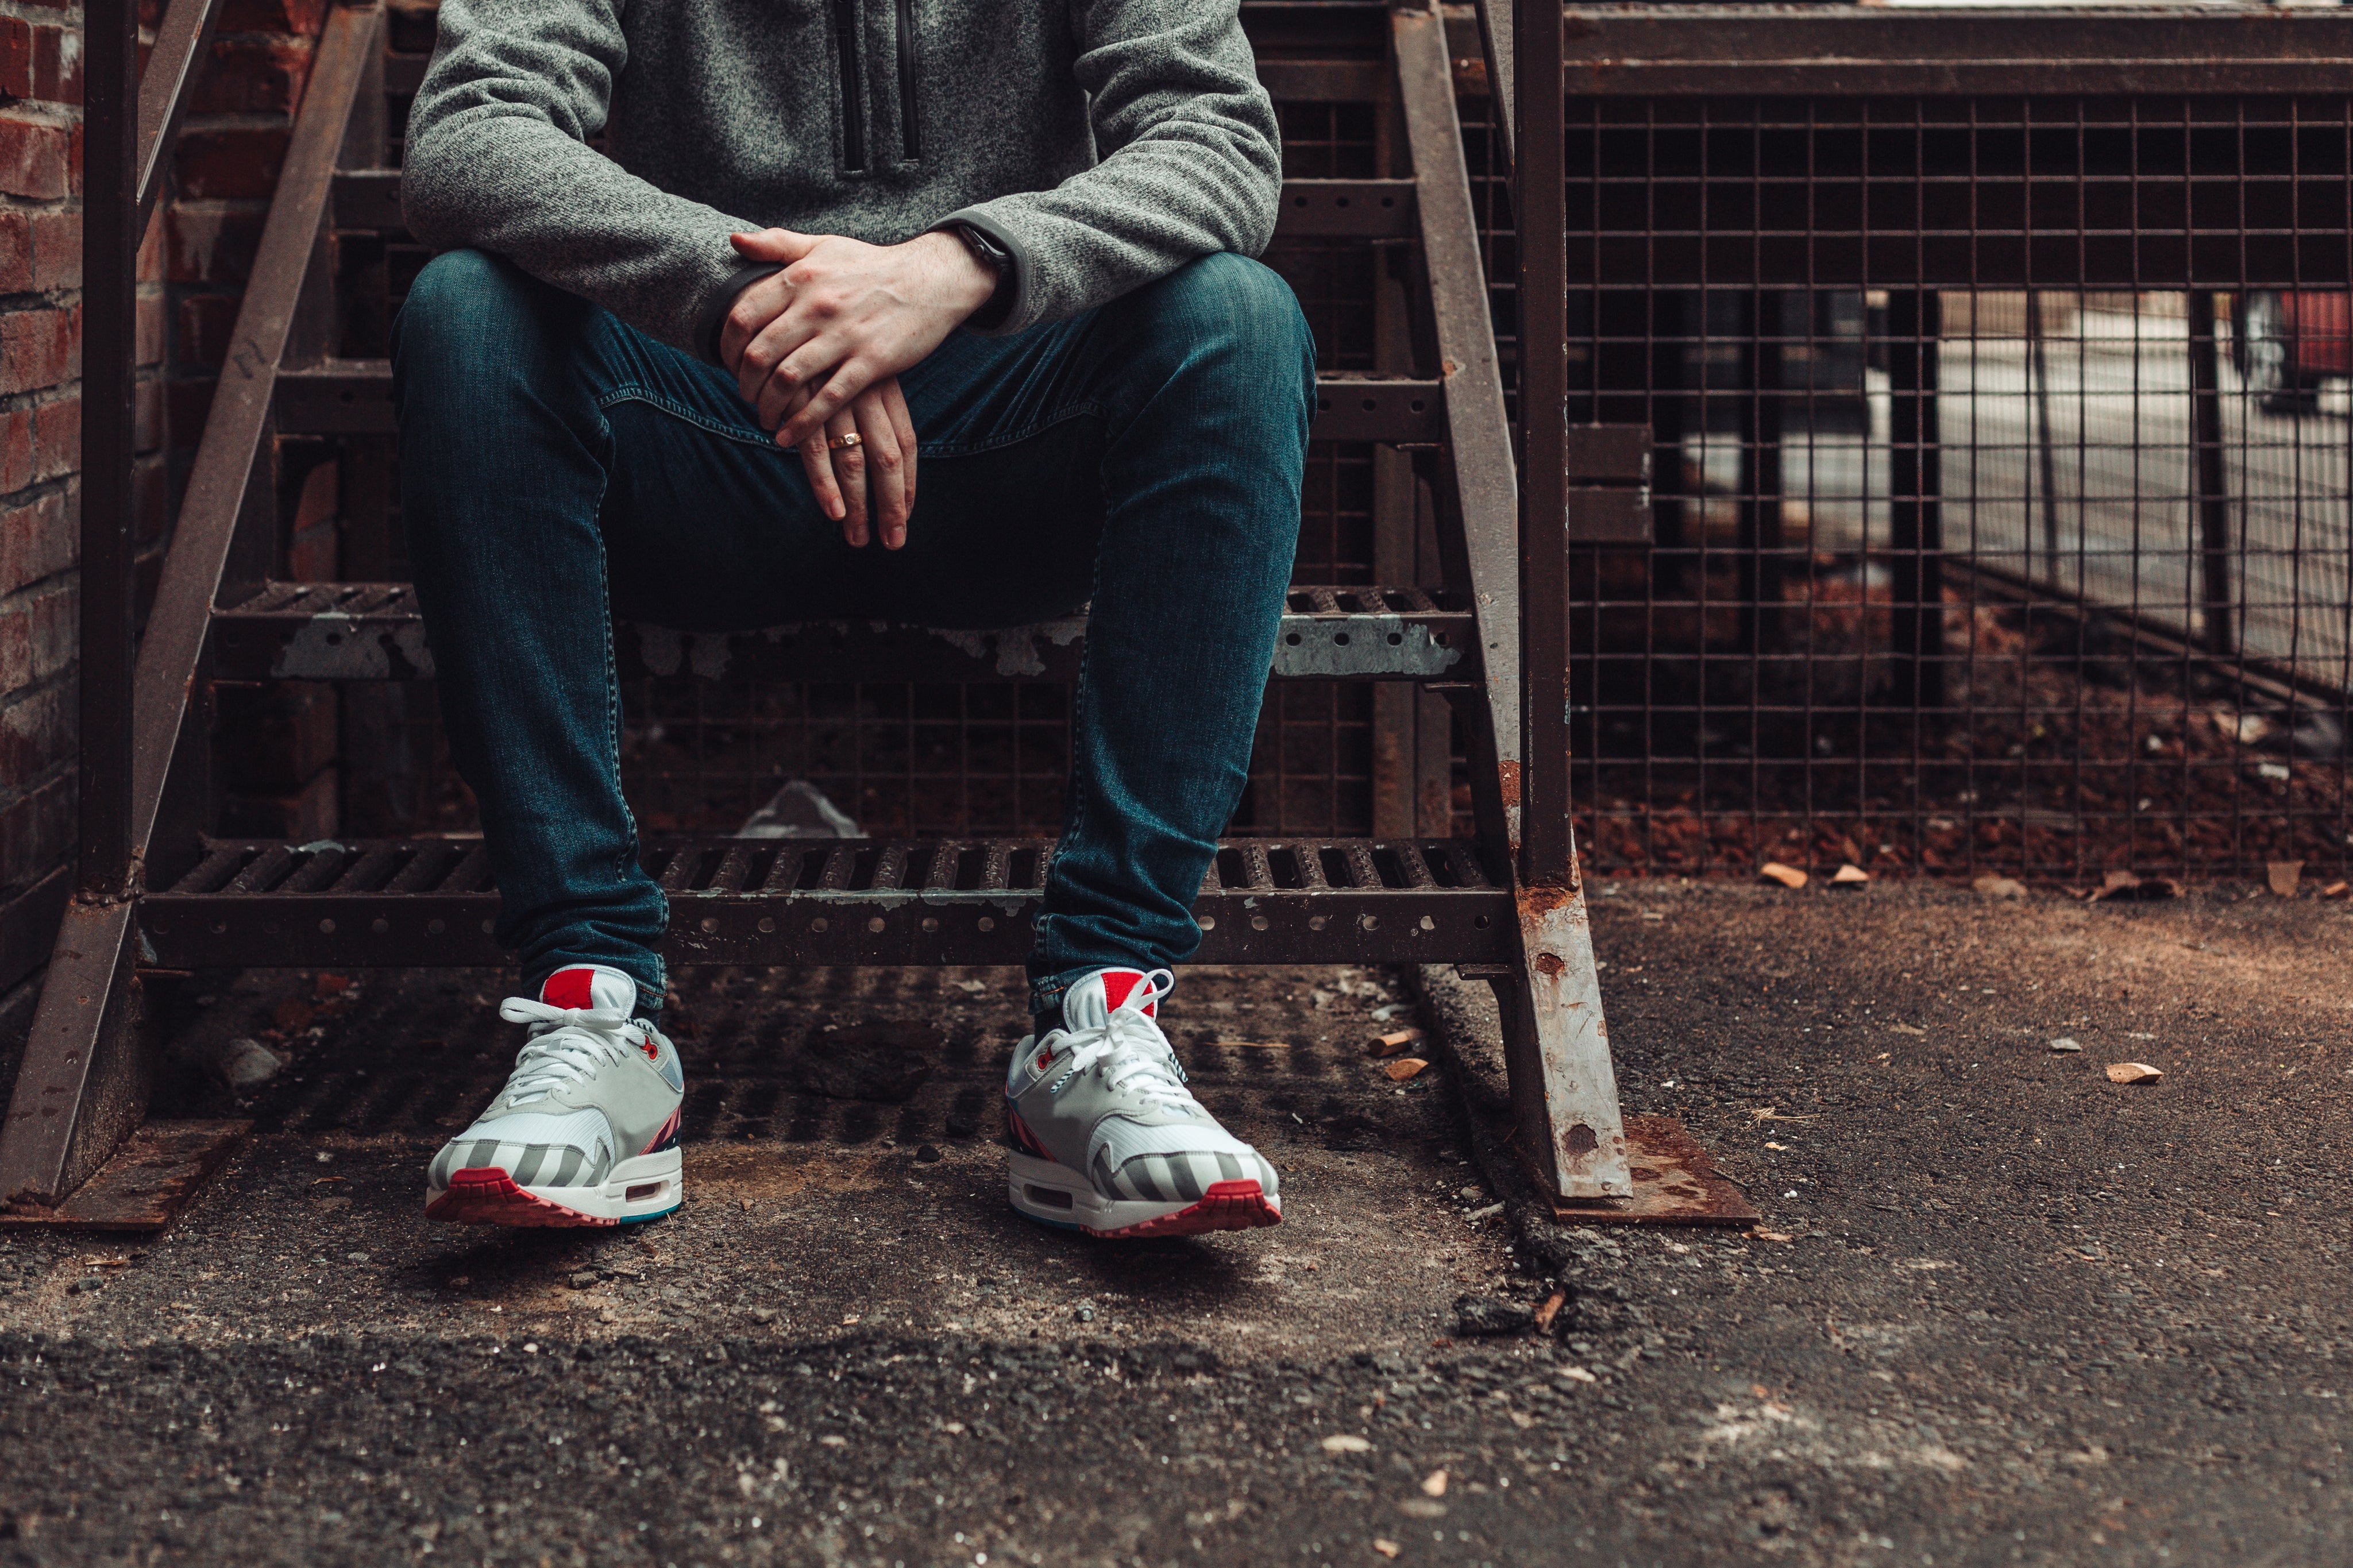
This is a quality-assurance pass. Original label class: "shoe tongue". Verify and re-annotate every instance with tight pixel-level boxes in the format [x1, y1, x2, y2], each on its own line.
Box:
[1060, 968, 1156, 1032]
[539, 964, 638, 1017]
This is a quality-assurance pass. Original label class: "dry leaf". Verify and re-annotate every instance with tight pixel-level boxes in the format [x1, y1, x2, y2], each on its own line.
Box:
[1759, 862, 1807, 889]
[1752, 1229, 1795, 1243]
[1367, 1028, 1424, 1058]
[1373, 1543, 1402, 1560]
[1972, 875, 2026, 898]
[1421, 1469, 1449, 1498]
[1533, 1289, 1567, 1331]
[1831, 863, 1870, 885]
[2106, 1061, 2163, 1085]
[1748, 1106, 1820, 1123]
[1321, 1435, 1372, 1454]
[1384, 1057, 1429, 1083]
[2268, 862, 2304, 897]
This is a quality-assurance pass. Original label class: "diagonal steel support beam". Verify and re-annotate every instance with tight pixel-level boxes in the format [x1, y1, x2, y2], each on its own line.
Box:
[1394, 1, 1630, 1199]
[0, 3, 385, 1211]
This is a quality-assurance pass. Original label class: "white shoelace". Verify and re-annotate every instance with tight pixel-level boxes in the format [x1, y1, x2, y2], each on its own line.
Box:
[1050, 970, 1198, 1113]
[495, 995, 635, 1105]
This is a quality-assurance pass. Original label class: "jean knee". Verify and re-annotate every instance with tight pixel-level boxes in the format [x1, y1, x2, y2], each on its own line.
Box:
[1162, 253, 1315, 379]
[394, 249, 579, 405]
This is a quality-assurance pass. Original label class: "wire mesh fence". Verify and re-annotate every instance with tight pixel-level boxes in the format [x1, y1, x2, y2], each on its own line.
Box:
[331, 24, 2353, 883]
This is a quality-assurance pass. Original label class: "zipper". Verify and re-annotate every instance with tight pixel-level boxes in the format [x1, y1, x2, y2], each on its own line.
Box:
[832, 0, 866, 173]
[893, 0, 920, 161]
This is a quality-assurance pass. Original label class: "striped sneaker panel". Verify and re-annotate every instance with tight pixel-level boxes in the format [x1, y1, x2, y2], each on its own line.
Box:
[431, 1137, 611, 1190]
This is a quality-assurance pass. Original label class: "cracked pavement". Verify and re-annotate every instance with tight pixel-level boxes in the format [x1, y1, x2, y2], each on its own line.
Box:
[0, 883, 2347, 1566]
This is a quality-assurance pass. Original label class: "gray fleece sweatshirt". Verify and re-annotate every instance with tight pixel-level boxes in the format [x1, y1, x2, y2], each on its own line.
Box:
[400, 0, 1283, 359]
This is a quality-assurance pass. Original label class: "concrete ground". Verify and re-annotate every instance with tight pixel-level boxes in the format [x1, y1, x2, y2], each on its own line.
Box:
[0, 883, 2347, 1567]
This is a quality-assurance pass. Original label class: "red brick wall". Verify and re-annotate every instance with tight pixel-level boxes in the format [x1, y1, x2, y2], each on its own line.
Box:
[0, 0, 335, 1051]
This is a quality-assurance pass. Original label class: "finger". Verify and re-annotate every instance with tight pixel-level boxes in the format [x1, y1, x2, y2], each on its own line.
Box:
[826, 408, 869, 547]
[729, 227, 821, 264]
[718, 268, 796, 374]
[777, 357, 878, 450]
[855, 392, 908, 550]
[739, 310, 820, 414]
[877, 377, 919, 521]
[799, 430, 847, 526]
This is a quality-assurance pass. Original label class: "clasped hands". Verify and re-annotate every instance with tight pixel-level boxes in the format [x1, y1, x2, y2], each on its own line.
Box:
[717, 227, 997, 549]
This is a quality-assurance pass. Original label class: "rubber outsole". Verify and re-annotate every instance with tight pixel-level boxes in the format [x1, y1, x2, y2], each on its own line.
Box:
[1008, 1152, 1281, 1238]
[423, 1149, 683, 1228]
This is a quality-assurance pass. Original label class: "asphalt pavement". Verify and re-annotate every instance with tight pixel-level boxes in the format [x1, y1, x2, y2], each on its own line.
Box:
[1, 882, 2347, 1567]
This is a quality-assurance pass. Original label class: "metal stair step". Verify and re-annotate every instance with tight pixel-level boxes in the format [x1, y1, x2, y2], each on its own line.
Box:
[210, 580, 1478, 683]
[274, 358, 1445, 443]
[141, 836, 1514, 968]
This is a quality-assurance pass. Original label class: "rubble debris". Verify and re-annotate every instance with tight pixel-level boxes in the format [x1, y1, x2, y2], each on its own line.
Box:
[1973, 875, 2027, 898]
[1831, 863, 1870, 885]
[1759, 863, 1808, 889]
[1421, 1469, 1450, 1498]
[1453, 1295, 1534, 1337]
[2048, 1038, 2083, 1053]
[207, 1037, 285, 1091]
[2107, 1062, 2164, 1085]
[1367, 1028, 1424, 1058]
[1383, 1057, 1429, 1083]
[1320, 1435, 1372, 1454]
[2268, 862, 2304, 896]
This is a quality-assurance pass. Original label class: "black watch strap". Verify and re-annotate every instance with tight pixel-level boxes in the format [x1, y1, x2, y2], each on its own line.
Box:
[947, 221, 1017, 332]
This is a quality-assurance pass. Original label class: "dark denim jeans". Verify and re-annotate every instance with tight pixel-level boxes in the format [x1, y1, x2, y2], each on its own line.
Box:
[392, 249, 1313, 1017]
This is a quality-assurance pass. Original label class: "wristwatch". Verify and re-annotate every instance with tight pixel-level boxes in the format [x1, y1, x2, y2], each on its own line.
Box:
[946, 221, 1016, 331]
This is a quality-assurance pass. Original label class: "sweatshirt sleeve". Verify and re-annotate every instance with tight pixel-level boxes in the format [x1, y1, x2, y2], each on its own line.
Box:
[930, 0, 1282, 337]
[399, 0, 755, 356]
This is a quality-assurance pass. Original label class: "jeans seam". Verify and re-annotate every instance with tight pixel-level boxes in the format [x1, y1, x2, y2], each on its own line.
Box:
[591, 401, 664, 997]
[596, 385, 781, 450]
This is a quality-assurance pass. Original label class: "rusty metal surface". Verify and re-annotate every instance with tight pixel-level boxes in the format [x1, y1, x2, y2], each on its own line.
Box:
[273, 358, 1450, 443]
[1559, 6, 2353, 97]
[136, 0, 229, 225]
[0, 903, 146, 1208]
[0, 1121, 249, 1231]
[1545, 1114, 1762, 1228]
[208, 582, 1476, 683]
[1272, 177, 1418, 239]
[138, 837, 1518, 970]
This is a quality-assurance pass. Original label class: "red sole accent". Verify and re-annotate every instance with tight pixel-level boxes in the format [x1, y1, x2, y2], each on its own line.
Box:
[1093, 1179, 1282, 1239]
[425, 1167, 616, 1229]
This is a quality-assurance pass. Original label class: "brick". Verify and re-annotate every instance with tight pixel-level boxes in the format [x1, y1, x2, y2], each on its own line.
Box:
[172, 128, 290, 202]
[0, 210, 30, 295]
[0, 862, 69, 1000]
[0, 775, 72, 889]
[164, 206, 264, 286]
[0, 113, 71, 201]
[176, 292, 239, 368]
[0, 410, 33, 497]
[24, 579, 72, 682]
[137, 202, 163, 281]
[191, 38, 314, 116]
[136, 289, 164, 365]
[0, 20, 32, 101]
[133, 456, 166, 543]
[135, 377, 163, 454]
[290, 452, 338, 532]
[165, 375, 214, 447]
[30, 210, 77, 291]
[0, 491, 67, 596]
[31, 24, 82, 106]
[0, 682, 68, 781]
[32, 397, 74, 482]
[0, 304, 75, 394]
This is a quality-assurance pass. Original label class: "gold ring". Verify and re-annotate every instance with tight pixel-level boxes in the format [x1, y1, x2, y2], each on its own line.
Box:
[827, 432, 863, 450]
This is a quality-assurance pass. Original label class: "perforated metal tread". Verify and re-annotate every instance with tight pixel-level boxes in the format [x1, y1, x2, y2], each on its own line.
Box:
[209, 581, 1481, 684]
[142, 836, 1517, 970]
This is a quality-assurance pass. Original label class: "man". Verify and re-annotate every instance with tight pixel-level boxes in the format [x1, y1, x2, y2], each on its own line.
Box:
[396, 0, 1313, 1237]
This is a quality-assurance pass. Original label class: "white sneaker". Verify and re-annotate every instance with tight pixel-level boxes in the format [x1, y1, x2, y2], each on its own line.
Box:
[424, 965, 685, 1227]
[1005, 968, 1281, 1238]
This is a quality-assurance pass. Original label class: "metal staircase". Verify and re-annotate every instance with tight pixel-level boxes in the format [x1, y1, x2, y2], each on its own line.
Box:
[3, 0, 1747, 1229]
